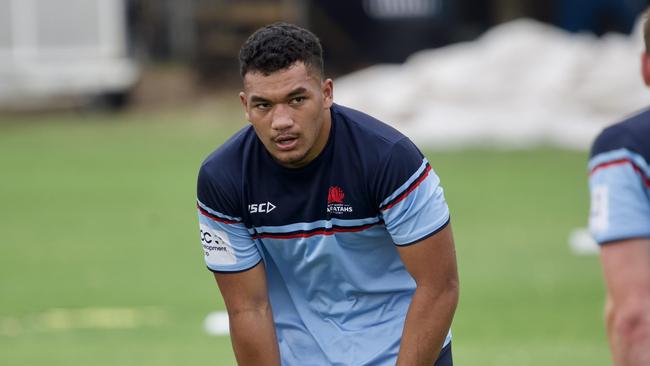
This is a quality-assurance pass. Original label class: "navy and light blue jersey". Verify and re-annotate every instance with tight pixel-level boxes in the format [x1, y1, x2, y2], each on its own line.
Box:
[589, 107, 650, 244]
[197, 104, 451, 365]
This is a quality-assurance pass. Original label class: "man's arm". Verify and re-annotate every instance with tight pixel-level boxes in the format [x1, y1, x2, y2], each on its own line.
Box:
[395, 224, 459, 366]
[600, 238, 650, 366]
[213, 261, 280, 366]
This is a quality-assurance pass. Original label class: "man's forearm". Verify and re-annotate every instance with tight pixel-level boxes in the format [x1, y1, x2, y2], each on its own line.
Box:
[600, 239, 650, 366]
[396, 283, 459, 366]
[228, 305, 280, 366]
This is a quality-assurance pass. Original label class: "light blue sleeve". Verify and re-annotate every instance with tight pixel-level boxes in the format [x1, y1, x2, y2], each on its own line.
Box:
[588, 149, 650, 244]
[380, 160, 450, 246]
[197, 200, 261, 272]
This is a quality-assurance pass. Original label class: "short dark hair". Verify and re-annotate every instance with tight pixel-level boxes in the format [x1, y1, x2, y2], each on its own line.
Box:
[239, 22, 324, 78]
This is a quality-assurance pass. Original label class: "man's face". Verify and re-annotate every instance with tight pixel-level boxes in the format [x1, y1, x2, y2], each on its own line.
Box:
[240, 62, 333, 169]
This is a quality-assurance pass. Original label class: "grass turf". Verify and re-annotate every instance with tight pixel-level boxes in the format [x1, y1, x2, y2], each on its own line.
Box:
[0, 104, 607, 365]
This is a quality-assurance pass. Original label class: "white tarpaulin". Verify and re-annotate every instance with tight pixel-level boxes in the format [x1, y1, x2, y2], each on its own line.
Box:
[335, 19, 649, 150]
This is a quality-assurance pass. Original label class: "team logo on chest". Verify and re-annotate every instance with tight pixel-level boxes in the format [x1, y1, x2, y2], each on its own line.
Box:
[327, 186, 353, 214]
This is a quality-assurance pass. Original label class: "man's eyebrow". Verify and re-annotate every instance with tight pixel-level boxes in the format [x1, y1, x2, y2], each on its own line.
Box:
[287, 87, 308, 97]
[249, 95, 270, 103]
[249, 87, 308, 103]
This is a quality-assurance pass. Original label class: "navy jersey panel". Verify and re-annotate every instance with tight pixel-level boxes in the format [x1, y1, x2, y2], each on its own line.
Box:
[588, 107, 650, 244]
[197, 126, 253, 218]
[590, 107, 650, 161]
[196, 103, 452, 365]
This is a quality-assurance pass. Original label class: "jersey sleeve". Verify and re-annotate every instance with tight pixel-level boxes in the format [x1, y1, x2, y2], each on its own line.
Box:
[588, 148, 650, 244]
[197, 164, 261, 272]
[374, 138, 450, 246]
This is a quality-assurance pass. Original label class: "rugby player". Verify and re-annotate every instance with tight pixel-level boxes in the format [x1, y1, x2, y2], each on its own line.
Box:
[197, 23, 459, 365]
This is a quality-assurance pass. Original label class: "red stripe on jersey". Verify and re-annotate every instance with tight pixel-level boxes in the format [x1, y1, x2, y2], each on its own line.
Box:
[197, 203, 239, 224]
[381, 164, 432, 211]
[253, 222, 380, 240]
[590, 159, 650, 187]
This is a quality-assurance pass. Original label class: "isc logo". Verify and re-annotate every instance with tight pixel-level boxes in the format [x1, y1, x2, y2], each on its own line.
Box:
[248, 201, 276, 214]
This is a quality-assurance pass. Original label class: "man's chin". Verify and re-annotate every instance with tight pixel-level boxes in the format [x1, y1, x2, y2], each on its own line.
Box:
[273, 151, 309, 169]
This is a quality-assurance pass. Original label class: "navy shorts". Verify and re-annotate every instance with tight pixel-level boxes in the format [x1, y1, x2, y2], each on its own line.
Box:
[434, 342, 453, 366]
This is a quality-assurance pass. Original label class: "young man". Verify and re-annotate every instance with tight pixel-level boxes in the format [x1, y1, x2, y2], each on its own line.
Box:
[588, 10, 650, 366]
[197, 23, 458, 366]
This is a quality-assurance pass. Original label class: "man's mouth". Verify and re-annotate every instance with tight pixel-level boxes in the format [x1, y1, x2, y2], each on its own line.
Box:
[274, 135, 298, 150]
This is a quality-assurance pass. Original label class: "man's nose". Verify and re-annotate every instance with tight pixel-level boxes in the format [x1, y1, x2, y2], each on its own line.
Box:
[271, 104, 294, 131]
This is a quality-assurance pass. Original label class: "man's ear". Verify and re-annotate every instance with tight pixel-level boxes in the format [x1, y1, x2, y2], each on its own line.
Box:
[641, 52, 650, 87]
[239, 91, 250, 122]
[322, 78, 334, 109]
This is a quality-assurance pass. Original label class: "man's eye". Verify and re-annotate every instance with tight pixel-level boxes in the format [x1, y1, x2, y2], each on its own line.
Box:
[290, 97, 305, 105]
[255, 103, 271, 110]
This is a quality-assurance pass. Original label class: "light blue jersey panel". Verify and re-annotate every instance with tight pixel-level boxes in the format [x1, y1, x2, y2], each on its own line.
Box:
[589, 149, 650, 244]
[259, 228, 412, 365]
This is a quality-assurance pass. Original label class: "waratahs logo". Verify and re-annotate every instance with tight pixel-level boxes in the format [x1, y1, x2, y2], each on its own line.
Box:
[328, 186, 345, 204]
[327, 186, 353, 214]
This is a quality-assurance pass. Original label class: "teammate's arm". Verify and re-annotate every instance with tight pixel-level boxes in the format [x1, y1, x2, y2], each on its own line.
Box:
[600, 238, 650, 366]
[395, 224, 459, 366]
[213, 261, 280, 366]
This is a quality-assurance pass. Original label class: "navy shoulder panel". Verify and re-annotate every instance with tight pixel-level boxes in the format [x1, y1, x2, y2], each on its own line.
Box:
[332, 104, 408, 146]
[197, 125, 256, 217]
[331, 104, 426, 206]
[591, 108, 650, 161]
[330, 104, 414, 184]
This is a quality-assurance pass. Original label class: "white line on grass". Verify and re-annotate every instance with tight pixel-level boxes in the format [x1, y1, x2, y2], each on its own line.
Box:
[0, 306, 167, 336]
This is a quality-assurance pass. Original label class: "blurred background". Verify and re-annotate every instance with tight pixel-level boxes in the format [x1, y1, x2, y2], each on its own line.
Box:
[1, 0, 649, 365]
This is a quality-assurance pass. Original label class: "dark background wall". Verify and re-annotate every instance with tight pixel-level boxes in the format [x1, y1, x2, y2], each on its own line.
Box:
[126, 0, 649, 83]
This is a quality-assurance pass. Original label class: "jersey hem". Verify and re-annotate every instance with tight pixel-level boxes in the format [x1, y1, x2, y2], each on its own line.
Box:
[597, 234, 650, 246]
[206, 258, 262, 274]
[396, 216, 451, 247]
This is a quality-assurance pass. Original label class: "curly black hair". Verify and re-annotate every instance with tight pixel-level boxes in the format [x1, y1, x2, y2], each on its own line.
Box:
[239, 22, 324, 78]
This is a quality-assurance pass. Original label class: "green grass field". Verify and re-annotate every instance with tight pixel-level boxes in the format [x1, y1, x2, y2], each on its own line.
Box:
[0, 102, 608, 365]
